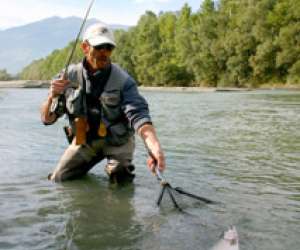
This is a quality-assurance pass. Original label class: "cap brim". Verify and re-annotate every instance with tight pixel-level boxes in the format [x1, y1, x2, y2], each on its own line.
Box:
[88, 37, 116, 47]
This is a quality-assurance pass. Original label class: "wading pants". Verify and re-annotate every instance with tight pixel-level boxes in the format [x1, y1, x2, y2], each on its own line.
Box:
[49, 137, 135, 183]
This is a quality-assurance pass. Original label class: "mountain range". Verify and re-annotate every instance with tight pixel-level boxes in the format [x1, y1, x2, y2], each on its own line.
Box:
[0, 16, 130, 74]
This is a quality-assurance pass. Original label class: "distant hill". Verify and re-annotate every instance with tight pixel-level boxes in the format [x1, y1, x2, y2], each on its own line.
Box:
[0, 16, 130, 74]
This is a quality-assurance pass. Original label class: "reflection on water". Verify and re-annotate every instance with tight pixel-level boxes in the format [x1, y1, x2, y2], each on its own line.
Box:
[58, 175, 141, 250]
[0, 89, 299, 250]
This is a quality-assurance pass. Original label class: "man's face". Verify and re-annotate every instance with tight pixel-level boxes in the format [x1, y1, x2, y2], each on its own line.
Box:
[81, 41, 114, 71]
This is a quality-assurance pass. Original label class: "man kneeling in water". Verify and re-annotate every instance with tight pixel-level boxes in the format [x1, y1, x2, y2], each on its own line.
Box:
[40, 23, 165, 183]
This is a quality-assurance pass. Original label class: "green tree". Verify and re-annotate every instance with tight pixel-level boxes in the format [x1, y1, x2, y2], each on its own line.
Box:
[288, 61, 300, 84]
[272, 0, 300, 84]
[112, 29, 136, 78]
[188, 0, 219, 86]
[174, 4, 193, 74]
[131, 11, 162, 85]
[0, 69, 12, 80]
[155, 11, 192, 86]
[217, 0, 259, 87]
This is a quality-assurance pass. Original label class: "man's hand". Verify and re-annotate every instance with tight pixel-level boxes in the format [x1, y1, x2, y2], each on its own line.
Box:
[40, 78, 69, 125]
[50, 79, 70, 98]
[147, 150, 165, 174]
[138, 123, 166, 174]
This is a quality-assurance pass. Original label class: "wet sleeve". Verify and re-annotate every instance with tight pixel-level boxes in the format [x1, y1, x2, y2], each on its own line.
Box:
[121, 77, 152, 131]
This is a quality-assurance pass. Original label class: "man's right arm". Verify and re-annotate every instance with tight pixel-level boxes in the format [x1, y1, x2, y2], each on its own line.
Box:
[40, 79, 70, 125]
[40, 95, 57, 125]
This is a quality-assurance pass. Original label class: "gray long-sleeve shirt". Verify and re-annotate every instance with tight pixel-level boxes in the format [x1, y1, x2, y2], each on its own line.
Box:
[121, 76, 152, 131]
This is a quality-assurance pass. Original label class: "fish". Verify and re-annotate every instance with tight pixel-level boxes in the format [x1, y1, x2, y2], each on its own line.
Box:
[210, 226, 239, 250]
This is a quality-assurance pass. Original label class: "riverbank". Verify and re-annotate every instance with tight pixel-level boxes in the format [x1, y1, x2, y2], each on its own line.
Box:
[0, 80, 299, 91]
[0, 81, 245, 92]
[0, 80, 50, 88]
[138, 86, 251, 92]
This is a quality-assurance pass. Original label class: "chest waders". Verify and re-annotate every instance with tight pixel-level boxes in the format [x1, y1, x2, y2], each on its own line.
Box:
[64, 63, 134, 147]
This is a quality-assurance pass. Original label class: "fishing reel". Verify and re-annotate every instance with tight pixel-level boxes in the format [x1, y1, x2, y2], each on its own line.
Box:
[50, 95, 66, 116]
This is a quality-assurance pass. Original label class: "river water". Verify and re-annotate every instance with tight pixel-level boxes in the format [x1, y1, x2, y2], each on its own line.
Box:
[0, 88, 299, 250]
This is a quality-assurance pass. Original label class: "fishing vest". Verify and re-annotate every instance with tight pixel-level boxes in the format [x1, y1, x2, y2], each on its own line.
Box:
[64, 63, 134, 146]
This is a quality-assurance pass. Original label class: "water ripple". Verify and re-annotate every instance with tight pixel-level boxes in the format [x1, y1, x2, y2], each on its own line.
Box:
[0, 89, 299, 250]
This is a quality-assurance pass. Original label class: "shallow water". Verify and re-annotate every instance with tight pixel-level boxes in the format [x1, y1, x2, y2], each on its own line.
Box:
[0, 88, 299, 250]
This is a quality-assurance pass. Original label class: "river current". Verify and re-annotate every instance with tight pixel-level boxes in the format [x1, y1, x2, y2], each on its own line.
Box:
[0, 88, 299, 250]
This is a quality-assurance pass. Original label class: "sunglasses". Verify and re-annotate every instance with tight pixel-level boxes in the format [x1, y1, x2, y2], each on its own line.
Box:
[92, 43, 115, 51]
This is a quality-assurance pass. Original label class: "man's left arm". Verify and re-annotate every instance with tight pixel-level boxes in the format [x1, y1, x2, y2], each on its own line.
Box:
[121, 78, 166, 172]
[138, 123, 165, 173]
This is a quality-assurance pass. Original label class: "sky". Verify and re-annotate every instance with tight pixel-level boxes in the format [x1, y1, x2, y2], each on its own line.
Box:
[0, 0, 204, 30]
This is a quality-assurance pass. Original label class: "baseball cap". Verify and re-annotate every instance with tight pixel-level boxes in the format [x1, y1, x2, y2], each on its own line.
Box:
[83, 23, 116, 47]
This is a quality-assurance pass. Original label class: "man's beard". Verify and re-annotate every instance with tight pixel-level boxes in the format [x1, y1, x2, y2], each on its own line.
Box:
[91, 55, 110, 68]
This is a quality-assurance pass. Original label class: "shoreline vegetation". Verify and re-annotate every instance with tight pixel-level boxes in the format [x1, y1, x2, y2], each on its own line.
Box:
[16, 0, 300, 88]
[0, 80, 299, 92]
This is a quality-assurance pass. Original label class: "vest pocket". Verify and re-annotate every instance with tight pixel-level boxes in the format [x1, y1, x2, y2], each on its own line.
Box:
[66, 88, 85, 116]
[100, 91, 121, 121]
[100, 91, 132, 146]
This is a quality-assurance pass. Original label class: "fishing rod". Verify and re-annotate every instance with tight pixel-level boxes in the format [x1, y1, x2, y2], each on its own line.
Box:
[63, 0, 95, 78]
[50, 0, 96, 113]
[147, 148, 217, 211]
